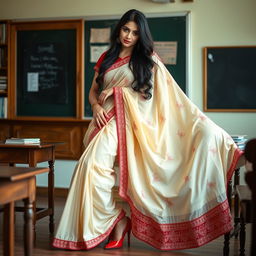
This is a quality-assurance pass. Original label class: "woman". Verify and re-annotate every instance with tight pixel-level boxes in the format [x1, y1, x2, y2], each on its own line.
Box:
[53, 9, 243, 250]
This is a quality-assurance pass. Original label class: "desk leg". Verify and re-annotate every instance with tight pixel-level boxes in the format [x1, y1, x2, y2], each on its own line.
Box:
[24, 198, 34, 256]
[48, 160, 55, 234]
[3, 202, 15, 256]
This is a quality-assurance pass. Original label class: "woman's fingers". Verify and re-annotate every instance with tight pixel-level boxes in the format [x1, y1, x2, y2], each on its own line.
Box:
[100, 115, 107, 125]
[92, 99, 111, 128]
[95, 118, 101, 129]
[103, 110, 109, 119]
[96, 112, 107, 128]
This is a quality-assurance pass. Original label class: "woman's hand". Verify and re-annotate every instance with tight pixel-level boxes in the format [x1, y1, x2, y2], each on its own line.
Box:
[98, 88, 114, 105]
[91, 88, 113, 128]
[92, 103, 109, 129]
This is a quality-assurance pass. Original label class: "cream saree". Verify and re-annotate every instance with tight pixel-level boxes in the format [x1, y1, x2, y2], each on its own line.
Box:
[52, 54, 242, 250]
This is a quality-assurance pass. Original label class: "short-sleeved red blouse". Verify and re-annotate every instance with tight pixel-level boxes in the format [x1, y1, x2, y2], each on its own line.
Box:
[94, 52, 107, 72]
[94, 51, 130, 72]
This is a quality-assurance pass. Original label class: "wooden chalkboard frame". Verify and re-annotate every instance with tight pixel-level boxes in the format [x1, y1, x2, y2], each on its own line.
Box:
[10, 19, 84, 120]
[203, 46, 256, 112]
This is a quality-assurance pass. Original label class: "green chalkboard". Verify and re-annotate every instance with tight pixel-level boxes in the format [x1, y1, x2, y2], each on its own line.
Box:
[12, 20, 83, 119]
[204, 46, 256, 112]
[84, 15, 187, 117]
[16, 29, 76, 117]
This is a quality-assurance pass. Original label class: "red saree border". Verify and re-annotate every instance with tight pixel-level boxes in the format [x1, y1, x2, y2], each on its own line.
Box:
[52, 210, 125, 250]
[130, 199, 232, 250]
[94, 55, 130, 73]
[114, 87, 237, 250]
[106, 56, 130, 73]
[113, 87, 129, 199]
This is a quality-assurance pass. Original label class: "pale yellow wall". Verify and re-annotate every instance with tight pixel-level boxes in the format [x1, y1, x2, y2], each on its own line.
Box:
[1, 0, 256, 187]
[1, 0, 255, 137]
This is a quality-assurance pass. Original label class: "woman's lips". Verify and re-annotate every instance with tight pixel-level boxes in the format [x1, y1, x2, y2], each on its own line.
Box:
[123, 39, 131, 44]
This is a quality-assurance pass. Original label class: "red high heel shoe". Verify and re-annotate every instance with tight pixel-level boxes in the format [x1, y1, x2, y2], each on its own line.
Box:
[104, 217, 131, 249]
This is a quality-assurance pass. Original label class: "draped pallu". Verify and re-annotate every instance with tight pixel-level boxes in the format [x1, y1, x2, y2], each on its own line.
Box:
[53, 54, 242, 250]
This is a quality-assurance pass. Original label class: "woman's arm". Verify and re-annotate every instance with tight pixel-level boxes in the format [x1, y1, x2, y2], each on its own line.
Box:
[89, 72, 100, 108]
[89, 72, 109, 128]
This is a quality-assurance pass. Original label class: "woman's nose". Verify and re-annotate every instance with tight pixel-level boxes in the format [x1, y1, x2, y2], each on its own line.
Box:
[127, 32, 132, 39]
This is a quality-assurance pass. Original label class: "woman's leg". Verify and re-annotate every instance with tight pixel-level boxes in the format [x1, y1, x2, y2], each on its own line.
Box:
[53, 118, 125, 250]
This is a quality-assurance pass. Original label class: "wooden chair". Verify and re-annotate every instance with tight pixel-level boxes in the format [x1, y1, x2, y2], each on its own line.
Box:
[236, 139, 256, 256]
[223, 166, 244, 256]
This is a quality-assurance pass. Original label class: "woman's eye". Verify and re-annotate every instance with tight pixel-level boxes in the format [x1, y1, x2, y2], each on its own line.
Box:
[133, 31, 139, 36]
[122, 27, 129, 32]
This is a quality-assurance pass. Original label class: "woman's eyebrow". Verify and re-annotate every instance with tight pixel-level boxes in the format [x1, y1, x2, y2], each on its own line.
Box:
[122, 25, 138, 33]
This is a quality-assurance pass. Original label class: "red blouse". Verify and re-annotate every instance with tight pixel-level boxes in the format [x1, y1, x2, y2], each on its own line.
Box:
[94, 51, 130, 72]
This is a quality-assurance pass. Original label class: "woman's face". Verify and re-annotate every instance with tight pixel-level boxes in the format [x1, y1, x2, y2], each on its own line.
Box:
[119, 21, 139, 50]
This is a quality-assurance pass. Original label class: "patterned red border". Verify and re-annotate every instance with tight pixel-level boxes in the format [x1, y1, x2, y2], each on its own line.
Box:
[94, 55, 130, 73]
[106, 56, 130, 73]
[113, 87, 129, 199]
[129, 199, 232, 250]
[52, 210, 125, 250]
[114, 87, 240, 250]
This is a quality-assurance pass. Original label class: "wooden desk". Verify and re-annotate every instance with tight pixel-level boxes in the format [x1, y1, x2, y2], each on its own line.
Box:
[0, 143, 55, 233]
[0, 166, 49, 256]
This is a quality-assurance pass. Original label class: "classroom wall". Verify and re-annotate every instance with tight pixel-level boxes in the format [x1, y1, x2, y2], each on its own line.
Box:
[1, 0, 256, 188]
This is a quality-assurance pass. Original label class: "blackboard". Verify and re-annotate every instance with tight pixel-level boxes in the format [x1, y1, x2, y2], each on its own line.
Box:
[204, 46, 256, 112]
[11, 20, 83, 118]
[84, 14, 188, 117]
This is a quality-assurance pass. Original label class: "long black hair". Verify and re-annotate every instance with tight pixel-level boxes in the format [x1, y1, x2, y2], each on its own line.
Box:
[96, 9, 154, 99]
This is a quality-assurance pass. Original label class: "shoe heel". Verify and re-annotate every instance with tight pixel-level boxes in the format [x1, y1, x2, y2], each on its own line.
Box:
[127, 217, 131, 247]
[104, 216, 132, 249]
[127, 229, 131, 247]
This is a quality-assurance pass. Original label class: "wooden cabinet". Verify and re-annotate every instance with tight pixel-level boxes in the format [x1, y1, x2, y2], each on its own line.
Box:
[0, 119, 90, 159]
[0, 122, 10, 141]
